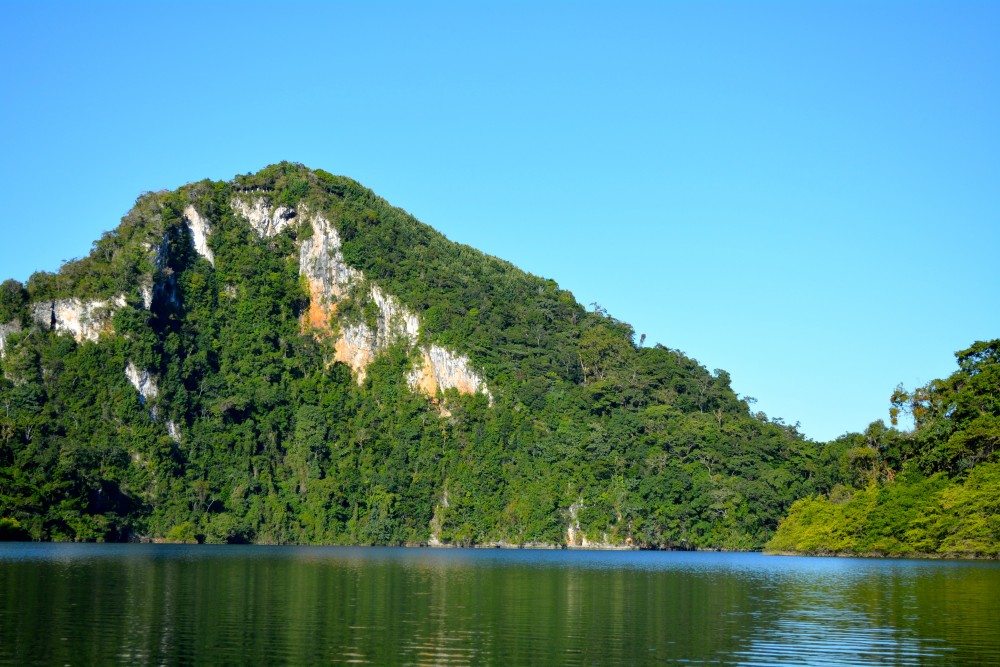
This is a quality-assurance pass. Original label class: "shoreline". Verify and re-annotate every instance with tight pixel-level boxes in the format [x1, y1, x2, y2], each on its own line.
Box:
[8, 538, 998, 560]
[764, 549, 1000, 561]
[10, 535, 743, 553]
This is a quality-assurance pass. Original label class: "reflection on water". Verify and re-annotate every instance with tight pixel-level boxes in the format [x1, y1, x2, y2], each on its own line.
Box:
[731, 606, 954, 666]
[0, 545, 998, 666]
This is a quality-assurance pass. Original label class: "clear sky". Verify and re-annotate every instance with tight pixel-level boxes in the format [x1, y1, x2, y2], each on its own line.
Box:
[1, 1, 997, 442]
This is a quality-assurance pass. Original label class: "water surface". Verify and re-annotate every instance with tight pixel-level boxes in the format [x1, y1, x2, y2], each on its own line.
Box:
[1, 544, 998, 666]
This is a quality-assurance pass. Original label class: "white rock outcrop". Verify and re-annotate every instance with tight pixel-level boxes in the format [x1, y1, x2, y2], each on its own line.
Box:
[299, 211, 360, 330]
[327, 285, 423, 383]
[407, 345, 490, 399]
[230, 196, 296, 238]
[0, 320, 21, 359]
[372, 287, 421, 342]
[300, 211, 421, 380]
[166, 420, 181, 442]
[125, 361, 159, 405]
[183, 205, 214, 265]
[31, 296, 126, 343]
[233, 194, 491, 400]
[139, 283, 154, 310]
[125, 360, 181, 442]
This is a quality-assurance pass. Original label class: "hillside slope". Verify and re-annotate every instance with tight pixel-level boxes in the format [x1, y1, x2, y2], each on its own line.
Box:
[0, 163, 828, 547]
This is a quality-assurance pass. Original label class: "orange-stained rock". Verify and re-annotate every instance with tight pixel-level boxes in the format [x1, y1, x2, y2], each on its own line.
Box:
[235, 195, 491, 400]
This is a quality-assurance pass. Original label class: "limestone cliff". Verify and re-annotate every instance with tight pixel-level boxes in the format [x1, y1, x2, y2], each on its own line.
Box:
[133, 201, 205, 311]
[30, 296, 126, 343]
[233, 195, 490, 400]
[183, 205, 214, 265]
[231, 195, 296, 238]
[139, 282, 154, 311]
[298, 208, 359, 330]
[10, 189, 488, 414]
[327, 285, 423, 383]
[407, 345, 490, 398]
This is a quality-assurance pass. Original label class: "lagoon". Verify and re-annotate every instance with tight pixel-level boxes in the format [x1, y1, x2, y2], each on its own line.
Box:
[1, 544, 998, 666]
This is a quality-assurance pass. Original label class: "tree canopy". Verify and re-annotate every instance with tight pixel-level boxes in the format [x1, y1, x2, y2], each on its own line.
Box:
[768, 339, 1000, 558]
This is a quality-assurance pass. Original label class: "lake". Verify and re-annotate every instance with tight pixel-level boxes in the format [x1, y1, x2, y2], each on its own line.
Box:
[1, 544, 998, 666]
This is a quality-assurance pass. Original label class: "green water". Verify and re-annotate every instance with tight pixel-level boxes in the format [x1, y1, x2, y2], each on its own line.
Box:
[1, 544, 998, 666]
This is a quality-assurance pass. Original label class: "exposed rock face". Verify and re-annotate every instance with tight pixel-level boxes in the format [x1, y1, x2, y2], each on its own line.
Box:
[371, 286, 421, 343]
[234, 195, 491, 400]
[125, 360, 180, 442]
[298, 208, 422, 382]
[31, 296, 126, 343]
[0, 321, 21, 359]
[407, 345, 490, 398]
[328, 286, 424, 383]
[138, 210, 200, 311]
[298, 211, 359, 330]
[230, 196, 296, 238]
[166, 420, 181, 442]
[139, 283, 154, 310]
[183, 205, 214, 265]
[333, 323, 377, 379]
[137, 241, 159, 310]
[125, 361, 159, 405]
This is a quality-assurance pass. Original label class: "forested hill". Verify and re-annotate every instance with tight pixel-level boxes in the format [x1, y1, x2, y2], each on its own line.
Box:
[767, 340, 1000, 559]
[0, 163, 892, 547]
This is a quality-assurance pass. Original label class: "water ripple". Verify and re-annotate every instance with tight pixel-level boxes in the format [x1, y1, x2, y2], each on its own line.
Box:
[728, 612, 955, 666]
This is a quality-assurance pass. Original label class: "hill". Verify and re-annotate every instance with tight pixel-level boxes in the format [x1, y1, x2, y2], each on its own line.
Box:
[0, 163, 860, 546]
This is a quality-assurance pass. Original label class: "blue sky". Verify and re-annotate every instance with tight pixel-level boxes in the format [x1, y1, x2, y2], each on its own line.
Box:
[1, 1, 997, 441]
